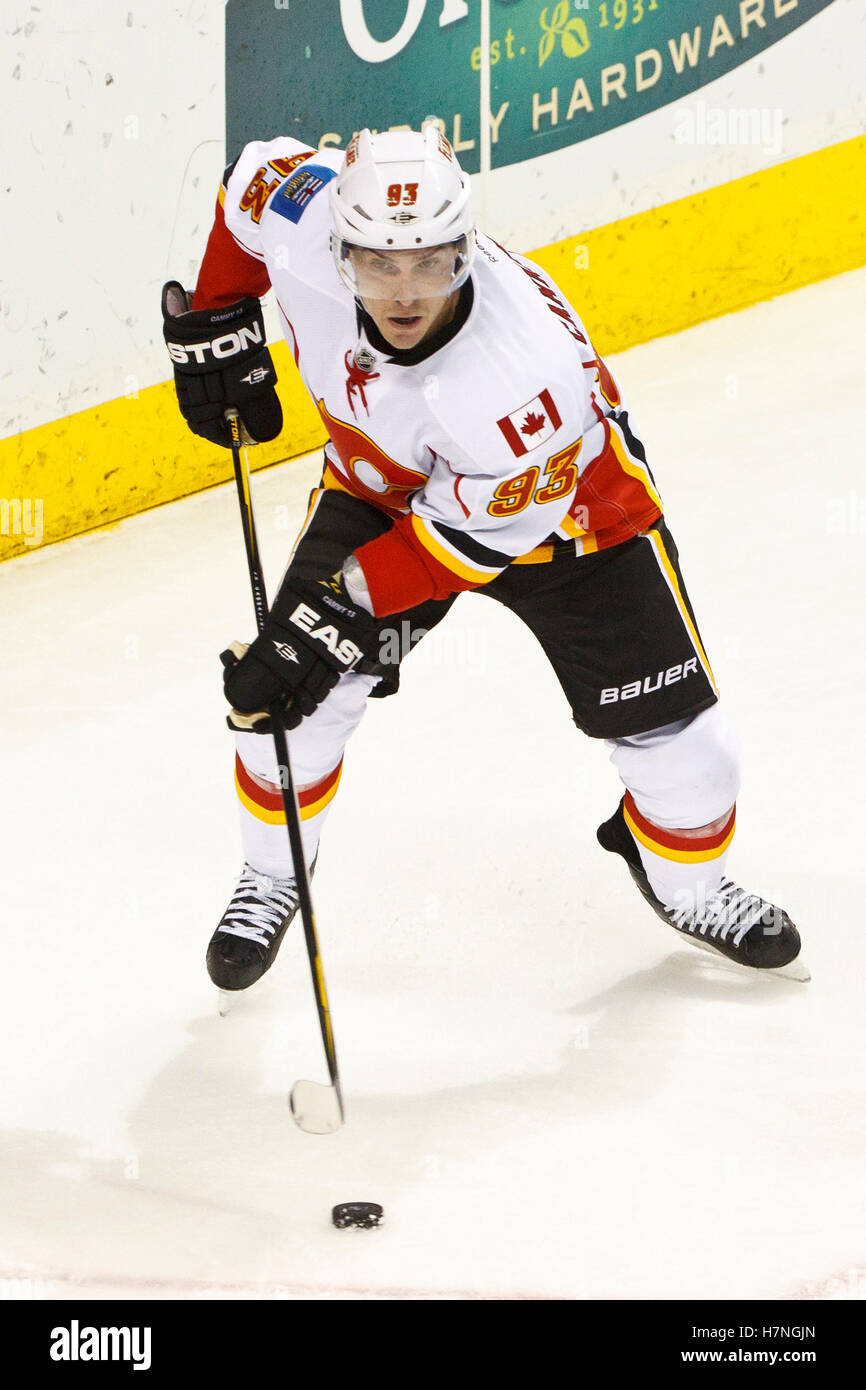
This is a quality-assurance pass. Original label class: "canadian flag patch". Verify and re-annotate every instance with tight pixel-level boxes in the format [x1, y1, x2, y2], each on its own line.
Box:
[496, 389, 563, 457]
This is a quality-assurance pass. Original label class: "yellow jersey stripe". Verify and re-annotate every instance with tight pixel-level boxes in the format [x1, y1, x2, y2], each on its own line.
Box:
[410, 515, 500, 585]
[512, 543, 554, 565]
[288, 485, 325, 564]
[558, 511, 587, 538]
[607, 420, 664, 514]
[646, 529, 718, 695]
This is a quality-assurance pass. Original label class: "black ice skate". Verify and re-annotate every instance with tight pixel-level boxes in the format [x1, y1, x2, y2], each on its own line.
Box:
[207, 863, 301, 993]
[597, 798, 809, 981]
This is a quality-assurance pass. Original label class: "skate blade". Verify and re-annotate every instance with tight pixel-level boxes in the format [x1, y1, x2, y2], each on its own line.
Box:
[290, 1080, 344, 1135]
[217, 989, 238, 1016]
[681, 933, 811, 982]
[770, 954, 811, 982]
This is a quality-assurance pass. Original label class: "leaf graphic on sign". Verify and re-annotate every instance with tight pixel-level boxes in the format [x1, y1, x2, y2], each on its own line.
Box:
[539, 3, 588, 67]
[538, 1, 570, 68]
[561, 18, 590, 59]
[521, 410, 547, 436]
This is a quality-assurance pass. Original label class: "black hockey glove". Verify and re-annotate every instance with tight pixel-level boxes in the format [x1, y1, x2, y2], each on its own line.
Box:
[221, 571, 379, 731]
[161, 281, 282, 448]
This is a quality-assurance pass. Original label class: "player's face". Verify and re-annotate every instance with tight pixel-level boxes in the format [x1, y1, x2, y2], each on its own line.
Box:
[351, 246, 462, 350]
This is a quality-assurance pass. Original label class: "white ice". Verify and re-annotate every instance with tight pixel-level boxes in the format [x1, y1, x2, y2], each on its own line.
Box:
[2, 269, 865, 1302]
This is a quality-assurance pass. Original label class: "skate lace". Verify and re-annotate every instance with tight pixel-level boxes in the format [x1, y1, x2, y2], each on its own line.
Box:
[220, 866, 299, 947]
[669, 878, 770, 947]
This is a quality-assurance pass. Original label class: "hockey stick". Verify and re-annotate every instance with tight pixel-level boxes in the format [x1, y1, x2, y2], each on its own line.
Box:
[225, 409, 345, 1135]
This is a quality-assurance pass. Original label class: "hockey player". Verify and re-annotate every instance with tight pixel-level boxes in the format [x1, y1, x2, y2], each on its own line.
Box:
[162, 125, 808, 989]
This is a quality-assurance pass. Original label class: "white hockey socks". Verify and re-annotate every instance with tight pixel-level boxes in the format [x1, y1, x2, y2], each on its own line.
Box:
[608, 704, 741, 913]
[230, 670, 377, 878]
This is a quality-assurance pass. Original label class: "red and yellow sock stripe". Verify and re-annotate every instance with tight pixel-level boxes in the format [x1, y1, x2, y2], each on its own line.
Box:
[235, 754, 343, 824]
[623, 791, 736, 864]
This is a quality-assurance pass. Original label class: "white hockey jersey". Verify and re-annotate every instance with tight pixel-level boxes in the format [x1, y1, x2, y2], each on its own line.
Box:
[195, 136, 663, 613]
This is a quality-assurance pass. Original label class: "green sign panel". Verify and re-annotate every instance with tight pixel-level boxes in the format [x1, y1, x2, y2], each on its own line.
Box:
[226, 0, 836, 173]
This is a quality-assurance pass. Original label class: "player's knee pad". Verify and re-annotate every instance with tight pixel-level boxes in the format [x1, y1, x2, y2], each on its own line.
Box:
[235, 669, 380, 786]
[608, 702, 740, 829]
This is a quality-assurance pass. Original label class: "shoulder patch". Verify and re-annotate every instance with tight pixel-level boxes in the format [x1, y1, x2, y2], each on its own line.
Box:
[497, 389, 563, 457]
[271, 164, 337, 224]
[238, 151, 316, 224]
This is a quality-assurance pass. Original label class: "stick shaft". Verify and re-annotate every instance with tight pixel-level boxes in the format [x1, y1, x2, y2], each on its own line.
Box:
[226, 412, 343, 1116]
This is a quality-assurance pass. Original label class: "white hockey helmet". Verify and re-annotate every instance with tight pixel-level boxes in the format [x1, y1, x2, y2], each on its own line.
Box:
[330, 124, 475, 300]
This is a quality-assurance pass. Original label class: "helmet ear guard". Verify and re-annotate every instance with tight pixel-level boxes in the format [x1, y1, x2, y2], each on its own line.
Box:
[330, 126, 475, 296]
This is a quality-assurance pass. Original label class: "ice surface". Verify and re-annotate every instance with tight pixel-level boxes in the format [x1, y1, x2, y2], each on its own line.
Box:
[2, 270, 865, 1301]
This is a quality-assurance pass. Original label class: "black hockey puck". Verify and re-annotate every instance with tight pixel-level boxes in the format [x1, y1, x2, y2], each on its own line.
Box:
[331, 1202, 384, 1230]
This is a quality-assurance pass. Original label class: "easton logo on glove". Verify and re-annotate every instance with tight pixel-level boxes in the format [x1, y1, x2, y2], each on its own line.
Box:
[273, 641, 300, 663]
[221, 569, 377, 731]
[165, 321, 264, 365]
[161, 280, 283, 448]
[288, 602, 365, 667]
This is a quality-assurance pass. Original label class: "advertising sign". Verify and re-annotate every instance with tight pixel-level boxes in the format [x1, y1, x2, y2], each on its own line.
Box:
[226, 0, 836, 171]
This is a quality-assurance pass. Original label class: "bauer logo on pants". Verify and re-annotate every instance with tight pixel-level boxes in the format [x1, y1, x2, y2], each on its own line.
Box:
[599, 659, 699, 704]
[497, 389, 562, 457]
